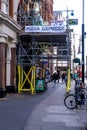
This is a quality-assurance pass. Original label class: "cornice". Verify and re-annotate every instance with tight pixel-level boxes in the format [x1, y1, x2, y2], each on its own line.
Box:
[0, 10, 22, 33]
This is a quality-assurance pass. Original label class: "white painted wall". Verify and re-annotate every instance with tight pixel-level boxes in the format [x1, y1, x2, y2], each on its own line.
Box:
[0, 0, 20, 87]
[6, 41, 16, 86]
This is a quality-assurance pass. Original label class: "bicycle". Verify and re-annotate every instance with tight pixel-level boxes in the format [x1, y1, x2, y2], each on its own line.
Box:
[64, 84, 87, 109]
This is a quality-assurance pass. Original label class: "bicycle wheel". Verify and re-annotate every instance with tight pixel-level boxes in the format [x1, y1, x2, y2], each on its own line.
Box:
[64, 94, 76, 109]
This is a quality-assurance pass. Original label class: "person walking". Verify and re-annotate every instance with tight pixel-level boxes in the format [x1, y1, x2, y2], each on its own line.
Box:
[53, 72, 57, 87]
[56, 71, 60, 82]
[79, 82, 85, 104]
[62, 73, 65, 83]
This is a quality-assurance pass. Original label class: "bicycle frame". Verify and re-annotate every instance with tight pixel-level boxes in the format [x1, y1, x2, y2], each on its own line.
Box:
[64, 86, 87, 109]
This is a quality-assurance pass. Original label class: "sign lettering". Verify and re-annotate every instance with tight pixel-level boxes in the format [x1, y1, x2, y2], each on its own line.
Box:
[25, 25, 65, 33]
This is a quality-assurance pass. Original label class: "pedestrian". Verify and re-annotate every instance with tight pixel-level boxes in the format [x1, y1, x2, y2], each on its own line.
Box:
[65, 74, 67, 85]
[62, 73, 65, 83]
[56, 71, 60, 82]
[79, 82, 85, 104]
[53, 72, 57, 87]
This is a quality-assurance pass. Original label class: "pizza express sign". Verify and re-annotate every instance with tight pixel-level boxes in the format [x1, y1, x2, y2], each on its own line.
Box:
[25, 21, 65, 33]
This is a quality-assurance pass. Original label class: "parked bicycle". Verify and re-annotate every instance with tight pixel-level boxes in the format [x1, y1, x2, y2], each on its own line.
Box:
[64, 81, 87, 109]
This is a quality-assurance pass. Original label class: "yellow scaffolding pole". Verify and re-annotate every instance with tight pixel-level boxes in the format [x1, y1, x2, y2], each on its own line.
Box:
[66, 68, 71, 94]
[31, 66, 36, 94]
[17, 65, 36, 94]
[17, 65, 21, 93]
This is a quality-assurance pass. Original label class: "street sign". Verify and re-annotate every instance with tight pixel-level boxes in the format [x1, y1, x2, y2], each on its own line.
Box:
[73, 58, 80, 63]
[69, 19, 78, 25]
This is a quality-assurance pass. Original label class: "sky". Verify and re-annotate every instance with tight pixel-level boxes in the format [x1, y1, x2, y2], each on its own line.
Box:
[53, 0, 87, 60]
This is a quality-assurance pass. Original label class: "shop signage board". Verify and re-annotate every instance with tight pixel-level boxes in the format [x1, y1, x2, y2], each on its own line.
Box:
[25, 25, 65, 33]
[25, 20, 65, 33]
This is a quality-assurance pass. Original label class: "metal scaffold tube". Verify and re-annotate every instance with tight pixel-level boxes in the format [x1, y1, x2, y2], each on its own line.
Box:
[16, 0, 73, 94]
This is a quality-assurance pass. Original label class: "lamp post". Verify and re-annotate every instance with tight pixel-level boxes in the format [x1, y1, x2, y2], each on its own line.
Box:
[82, 0, 85, 83]
[66, 7, 74, 69]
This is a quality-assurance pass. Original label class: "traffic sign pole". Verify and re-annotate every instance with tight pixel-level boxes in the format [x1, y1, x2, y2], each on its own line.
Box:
[82, 0, 85, 83]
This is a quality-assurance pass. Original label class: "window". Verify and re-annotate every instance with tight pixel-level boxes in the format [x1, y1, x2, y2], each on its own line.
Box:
[9, 0, 13, 17]
[57, 61, 67, 67]
[63, 50, 67, 55]
[6, 0, 13, 17]
[6, 0, 9, 14]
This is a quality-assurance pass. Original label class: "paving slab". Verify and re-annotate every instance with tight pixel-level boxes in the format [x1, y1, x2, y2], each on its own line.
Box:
[24, 81, 87, 130]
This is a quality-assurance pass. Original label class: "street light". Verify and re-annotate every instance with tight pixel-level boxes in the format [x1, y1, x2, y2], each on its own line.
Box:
[82, 0, 85, 83]
[66, 7, 74, 69]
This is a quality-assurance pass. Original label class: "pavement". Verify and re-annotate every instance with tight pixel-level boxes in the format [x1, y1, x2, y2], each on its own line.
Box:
[0, 80, 87, 130]
[24, 80, 87, 130]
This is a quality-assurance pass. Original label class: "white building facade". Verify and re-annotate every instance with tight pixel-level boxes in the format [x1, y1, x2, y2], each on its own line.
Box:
[0, 0, 21, 97]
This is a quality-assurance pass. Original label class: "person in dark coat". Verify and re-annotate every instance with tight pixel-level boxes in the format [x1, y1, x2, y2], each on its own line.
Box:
[56, 71, 60, 82]
[53, 72, 57, 87]
[79, 82, 85, 104]
[62, 73, 65, 83]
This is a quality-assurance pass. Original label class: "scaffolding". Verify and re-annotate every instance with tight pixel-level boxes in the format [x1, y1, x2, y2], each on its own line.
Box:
[16, 0, 72, 94]
[16, 31, 72, 94]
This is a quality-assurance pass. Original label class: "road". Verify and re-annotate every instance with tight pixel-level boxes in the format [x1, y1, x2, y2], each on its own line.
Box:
[0, 85, 55, 130]
[0, 81, 87, 130]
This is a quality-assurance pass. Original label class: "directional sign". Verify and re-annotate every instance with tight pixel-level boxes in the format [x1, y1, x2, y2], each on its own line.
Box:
[69, 19, 78, 25]
[73, 58, 80, 63]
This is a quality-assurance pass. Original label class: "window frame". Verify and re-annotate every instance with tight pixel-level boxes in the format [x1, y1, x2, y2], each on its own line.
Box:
[5, 0, 13, 17]
[6, 0, 9, 14]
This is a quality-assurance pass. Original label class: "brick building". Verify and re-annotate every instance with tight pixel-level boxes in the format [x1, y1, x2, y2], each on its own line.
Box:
[0, 0, 54, 97]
